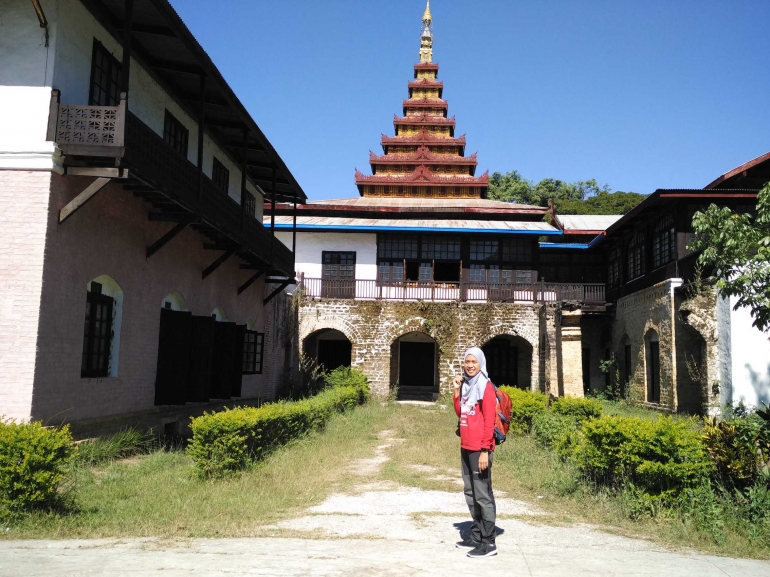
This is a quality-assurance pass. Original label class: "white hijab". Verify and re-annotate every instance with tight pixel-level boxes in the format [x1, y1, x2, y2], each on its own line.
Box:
[461, 346, 489, 409]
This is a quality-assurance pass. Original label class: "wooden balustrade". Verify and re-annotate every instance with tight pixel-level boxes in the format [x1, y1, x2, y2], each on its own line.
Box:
[299, 278, 605, 304]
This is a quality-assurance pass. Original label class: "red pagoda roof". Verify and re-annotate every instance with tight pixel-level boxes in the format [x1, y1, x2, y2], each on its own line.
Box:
[408, 79, 443, 90]
[414, 62, 440, 74]
[380, 129, 466, 148]
[403, 98, 448, 110]
[370, 146, 477, 166]
[355, 165, 488, 186]
[393, 114, 455, 127]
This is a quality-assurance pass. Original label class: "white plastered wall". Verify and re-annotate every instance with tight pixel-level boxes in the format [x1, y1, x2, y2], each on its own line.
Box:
[729, 296, 770, 407]
[275, 231, 378, 280]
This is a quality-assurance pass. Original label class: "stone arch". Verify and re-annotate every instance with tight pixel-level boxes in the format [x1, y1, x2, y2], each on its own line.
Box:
[481, 333, 533, 390]
[84, 274, 124, 378]
[303, 328, 352, 371]
[160, 291, 188, 312]
[298, 313, 361, 346]
[644, 328, 661, 404]
[390, 330, 439, 399]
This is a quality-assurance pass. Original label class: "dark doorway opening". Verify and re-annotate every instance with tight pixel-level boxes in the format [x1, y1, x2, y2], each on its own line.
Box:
[582, 348, 591, 395]
[393, 334, 437, 401]
[648, 339, 660, 403]
[484, 338, 519, 387]
[318, 339, 352, 371]
[434, 261, 460, 282]
[154, 308, 192, 405]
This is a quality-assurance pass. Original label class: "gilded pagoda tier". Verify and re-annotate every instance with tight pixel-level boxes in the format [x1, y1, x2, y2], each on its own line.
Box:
[354, 4, 487, 198]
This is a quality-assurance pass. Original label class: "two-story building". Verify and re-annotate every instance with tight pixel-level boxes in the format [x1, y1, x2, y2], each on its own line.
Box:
[0, 0, 305, 435]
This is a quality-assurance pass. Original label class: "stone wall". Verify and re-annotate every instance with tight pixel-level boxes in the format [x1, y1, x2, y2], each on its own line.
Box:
[299, 298, 557, 397]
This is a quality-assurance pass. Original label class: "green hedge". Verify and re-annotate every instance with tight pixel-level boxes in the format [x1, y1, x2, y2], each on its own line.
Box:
[551, 396, 603, 423]
[571, 416, 713, 500]
[531, 412, 579, 449]
[188, 369, 369, 478]
[0, 420, 74, 518]
[498, 387, 548, 434]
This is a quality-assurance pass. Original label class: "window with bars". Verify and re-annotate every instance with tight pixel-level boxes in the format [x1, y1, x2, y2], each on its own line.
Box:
[627, 231, 646, 280]
[378, 235, 418, 259]
[608, 247, 621, 287]
[89, 40, 122, 106]
[212, 157, 230, 193]
[163, 110, 189, 158]
[419, 262, 433, 281]
[242, 330, 264, 374]
[378, 261, 404, 283]
[322, 251, 356, 279]
[470, 239, 499, 262]
[81, 282, 114, 378]
[244, 192, 256, 217]
[652, 214, 676, 268]
[422, 236, 460, 260]
[469, 264, 487, 283]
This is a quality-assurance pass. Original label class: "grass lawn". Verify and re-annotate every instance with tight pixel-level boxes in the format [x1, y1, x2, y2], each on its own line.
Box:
[5, 399, 770, 559]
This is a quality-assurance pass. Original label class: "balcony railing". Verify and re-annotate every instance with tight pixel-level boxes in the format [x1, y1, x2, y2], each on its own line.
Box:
[300, 278, 605, 304]
[53, 98, 294, 277]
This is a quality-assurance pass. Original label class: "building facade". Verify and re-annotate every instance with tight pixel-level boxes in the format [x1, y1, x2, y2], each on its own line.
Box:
[0, 0, 304, 434]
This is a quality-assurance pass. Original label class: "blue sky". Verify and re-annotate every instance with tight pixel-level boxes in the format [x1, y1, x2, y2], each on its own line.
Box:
[170, 1, 770, 200]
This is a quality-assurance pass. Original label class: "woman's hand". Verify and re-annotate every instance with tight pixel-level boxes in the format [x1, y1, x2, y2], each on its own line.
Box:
[478, 451, 489, 472]
[453, 375, 462, 398]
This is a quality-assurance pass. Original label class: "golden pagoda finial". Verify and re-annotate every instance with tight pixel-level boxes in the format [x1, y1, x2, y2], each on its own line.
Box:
[422, 0, 432, 26]
[419, 0, 433, 63]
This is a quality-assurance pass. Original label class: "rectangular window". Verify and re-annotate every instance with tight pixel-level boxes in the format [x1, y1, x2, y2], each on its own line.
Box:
[419, 262, 433, 281]
[470, 239, 499, 262]
[422, 236, 460, 260]
[81, 282, 114, 378]
[501, 239, 532, 262]
[322, 251, 356, 279]
[242, 330, 264, 374]
[163, 110, 189, 158]
[378, 234, 418, 259]
[212, 157, 230, 194]
[652, 214, 676, 268]
[244, 192, 256, 217]
[608, 248, 621, 287]
[469, 264, 486, 283]
[627, 232, 646, 280]
[89, 40, 122, 106]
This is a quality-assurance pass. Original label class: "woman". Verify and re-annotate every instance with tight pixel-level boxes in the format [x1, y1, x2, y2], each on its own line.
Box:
[453, 347, 497, 558]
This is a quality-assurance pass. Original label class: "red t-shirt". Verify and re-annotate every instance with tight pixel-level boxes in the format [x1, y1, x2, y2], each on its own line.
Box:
[454, 381, 496, 452]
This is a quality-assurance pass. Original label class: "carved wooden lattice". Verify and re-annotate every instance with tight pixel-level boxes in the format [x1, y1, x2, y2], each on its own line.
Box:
[57, 105, 119, 144]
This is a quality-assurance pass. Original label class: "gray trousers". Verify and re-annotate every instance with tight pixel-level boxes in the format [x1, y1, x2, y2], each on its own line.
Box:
[460, 448, 496, 544]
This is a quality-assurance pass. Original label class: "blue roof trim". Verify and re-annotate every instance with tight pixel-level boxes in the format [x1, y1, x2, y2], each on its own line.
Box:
[272, 224, 562, 235]
[539, 233, 605, 250]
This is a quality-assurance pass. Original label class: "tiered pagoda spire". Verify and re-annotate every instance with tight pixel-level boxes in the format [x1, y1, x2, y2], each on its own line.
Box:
[355, 1, 488, 199]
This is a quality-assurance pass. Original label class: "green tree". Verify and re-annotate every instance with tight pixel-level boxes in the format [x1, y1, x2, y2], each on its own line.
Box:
[555, 190, 647, 215]
[488, 170, 534, 203]
[690, 182, 770, 332]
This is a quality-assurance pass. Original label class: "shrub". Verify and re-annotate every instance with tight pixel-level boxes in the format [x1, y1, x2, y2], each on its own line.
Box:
[702, 416, 762, 490]
[572, 416, 713, 500]
[499, 387, 547, 434]
[324, 366, 370, 396]
[0, 420, 74, 518]
[188, 380, 369, 478]
[531, 412, 579, 449]
[74, 428, 152, 467]
[551, 396, 603, 423]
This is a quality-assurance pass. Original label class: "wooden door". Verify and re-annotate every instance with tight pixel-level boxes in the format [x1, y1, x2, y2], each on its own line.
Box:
[210, 321, 237, 399]
[154, 308, 192, 406]
[231, 325, 246, 397]
[187, 315, 214, 402]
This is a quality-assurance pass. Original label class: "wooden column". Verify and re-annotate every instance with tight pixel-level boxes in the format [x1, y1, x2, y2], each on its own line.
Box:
[240, 128, 248, 230]
[120, 0, 134, 98]
[197, 74, 206, 201]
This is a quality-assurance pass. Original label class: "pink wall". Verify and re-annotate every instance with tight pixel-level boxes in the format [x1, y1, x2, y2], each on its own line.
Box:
[27, 173, 285, 424]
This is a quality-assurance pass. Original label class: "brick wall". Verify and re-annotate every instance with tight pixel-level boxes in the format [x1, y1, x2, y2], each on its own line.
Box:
[298, 299, 547, 397]
[27, 173, 283, 425]
[0, 170, 52, 421]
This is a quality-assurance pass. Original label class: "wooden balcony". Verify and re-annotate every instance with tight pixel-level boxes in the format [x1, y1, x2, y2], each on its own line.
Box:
[53, 97, 295, 279]
[300, 278, 606, 305]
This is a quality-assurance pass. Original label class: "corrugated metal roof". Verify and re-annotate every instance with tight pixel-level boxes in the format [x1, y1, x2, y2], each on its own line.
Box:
[268, 215, 559, 234]
[558, 215, 622, 231]
[307, 197, 543, 211]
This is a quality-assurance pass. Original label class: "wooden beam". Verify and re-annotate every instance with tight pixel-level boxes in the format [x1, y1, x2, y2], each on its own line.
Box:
[151, 60, 203, 76]
[114, 22, 176, 37]
[239, 264, 261, 270]
[197, 74, 206, 201]
[146, 214, 197, 258]
[67, 167, 129, 178]
[120, 0, 133, 98]
[202, 247, 237, 279]
[263, 280, 291, 305]
[59, 177, 111, 224]
[237, 269, 265, 295]
[148, 212, 187, 222]
[204, 243, 235, 251]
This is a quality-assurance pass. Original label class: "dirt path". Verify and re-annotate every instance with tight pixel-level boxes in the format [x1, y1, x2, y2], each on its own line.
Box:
[2, 428, 769, 576]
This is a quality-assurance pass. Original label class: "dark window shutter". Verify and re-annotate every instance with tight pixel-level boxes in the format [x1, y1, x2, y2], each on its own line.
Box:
[154, 308, 192, 405]
[187, 316, 214, 402]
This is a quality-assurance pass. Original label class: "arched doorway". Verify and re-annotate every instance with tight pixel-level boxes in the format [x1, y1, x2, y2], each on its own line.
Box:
[303, 329, 352, 371]
[482, 334, 533, 389]
[645, 329, 660, 404]
[391, 331, 438, 400]
[677, 326, 707, 414]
